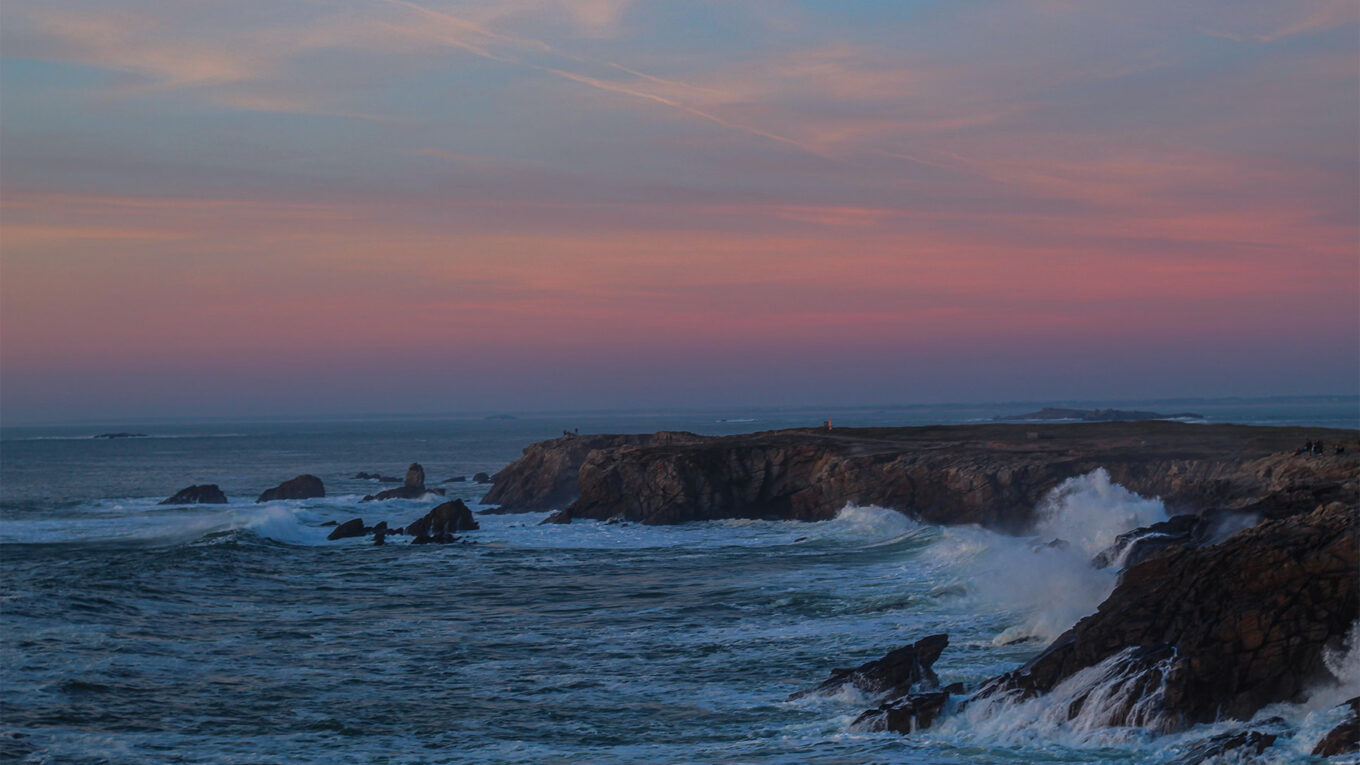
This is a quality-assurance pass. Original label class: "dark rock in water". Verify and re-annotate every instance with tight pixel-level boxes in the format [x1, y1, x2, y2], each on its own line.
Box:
[354, 472, 401, 483]
[540, 510, 571, 525]
[442, 476, 467, 483]
[160, 484, 228, 505]
[257, 474, 325, 502]
[320, 520, 338, 527]
[1313, 696, 1360, 757]
[473, 472, 492, 484]
[406, 499, 479, 543]
[327, 518, 366, 541]
[790, 634, 948, 702]
[1173, 730, 1278, 764]
[361, 486, 445, 502]
[93, 432, 148, 439]
[972, 503, 1357, 729]
[851, 691, 951, 734]
[405, 463, 426, 490]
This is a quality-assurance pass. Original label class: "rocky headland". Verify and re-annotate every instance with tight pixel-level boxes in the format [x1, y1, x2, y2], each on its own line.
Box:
[485, 421, 1358, 754]
[485, 422, 1357, 529]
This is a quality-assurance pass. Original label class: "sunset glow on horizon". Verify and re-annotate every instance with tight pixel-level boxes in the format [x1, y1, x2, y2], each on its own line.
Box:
[2, 1, 1357, 422]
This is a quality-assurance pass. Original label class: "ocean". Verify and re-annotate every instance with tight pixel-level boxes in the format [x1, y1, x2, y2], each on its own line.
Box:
[2, 400, 1357, 764]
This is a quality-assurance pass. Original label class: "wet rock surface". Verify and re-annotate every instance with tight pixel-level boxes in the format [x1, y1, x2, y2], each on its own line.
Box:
[257, 474, 325, 502]
[972, 503, 1358, 729]
[1312, 696, 1360, 757]
[160, 484, 228, 505]
[790, 634, 948, 702]
[1173, 730, 1279, 764]
[851, 691, 952, 734]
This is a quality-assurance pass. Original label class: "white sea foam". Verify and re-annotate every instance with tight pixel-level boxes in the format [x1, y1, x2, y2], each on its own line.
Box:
[941, 647, 1181, 748]
[922, 469, 1168, 644]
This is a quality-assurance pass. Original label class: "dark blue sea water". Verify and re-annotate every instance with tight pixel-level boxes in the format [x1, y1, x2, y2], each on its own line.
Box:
[2, 400, 1357, 763]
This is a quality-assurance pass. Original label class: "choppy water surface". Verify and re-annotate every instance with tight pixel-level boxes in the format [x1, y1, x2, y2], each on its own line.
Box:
[2, 405, 1357, 763]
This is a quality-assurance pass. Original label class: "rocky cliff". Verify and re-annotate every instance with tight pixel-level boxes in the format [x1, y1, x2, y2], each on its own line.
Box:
[481, 432, 701, 512]
[969, 501, 1357, 728]
[485, 423, 1357, 528]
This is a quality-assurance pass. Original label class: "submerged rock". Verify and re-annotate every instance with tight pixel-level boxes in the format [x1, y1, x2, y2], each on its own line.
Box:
[160, 484, 228, 505]
[971, 503, 1357, 729]
[1173, 730, 1278, 764]
[354, 472, 401, 483]
[257, 474, 325, 502]
[406, 499, 478, 543]
[327, 518, 366, 540]
[790, 634, 948, 703]
[361, 486, 444, 502]
[539, 510, 572, 525]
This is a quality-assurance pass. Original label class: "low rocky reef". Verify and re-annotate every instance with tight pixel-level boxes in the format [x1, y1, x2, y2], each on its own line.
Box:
[361, 462, 446, 502]
[325, 499, 480, 546]
[484, 422, 1358, 529]
[160, 484, 228, 504]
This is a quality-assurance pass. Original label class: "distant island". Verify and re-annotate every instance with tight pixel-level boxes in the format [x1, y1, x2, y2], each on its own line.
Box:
[997, 407, 1203, 422]
[92, 432, 149, 439]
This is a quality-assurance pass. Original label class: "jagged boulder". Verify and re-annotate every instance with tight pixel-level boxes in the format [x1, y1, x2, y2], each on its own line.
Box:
[790, 634, 948, 702]
[160, 484, 227, 505]
[971, 503, 1357, 729]
[257, 474, 325, 503]
[406, 499, 478, 543]
[327, 518, 366, 540]
[405, 463, 425, 489]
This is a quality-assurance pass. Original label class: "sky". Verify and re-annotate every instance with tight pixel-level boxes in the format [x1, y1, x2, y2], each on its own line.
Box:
[1, 1, 1357, 423]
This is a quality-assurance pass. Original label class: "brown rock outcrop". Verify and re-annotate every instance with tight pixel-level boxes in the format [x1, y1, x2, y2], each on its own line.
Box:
[970, 502, 1358, 728]
[481, 432, 700, 512]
